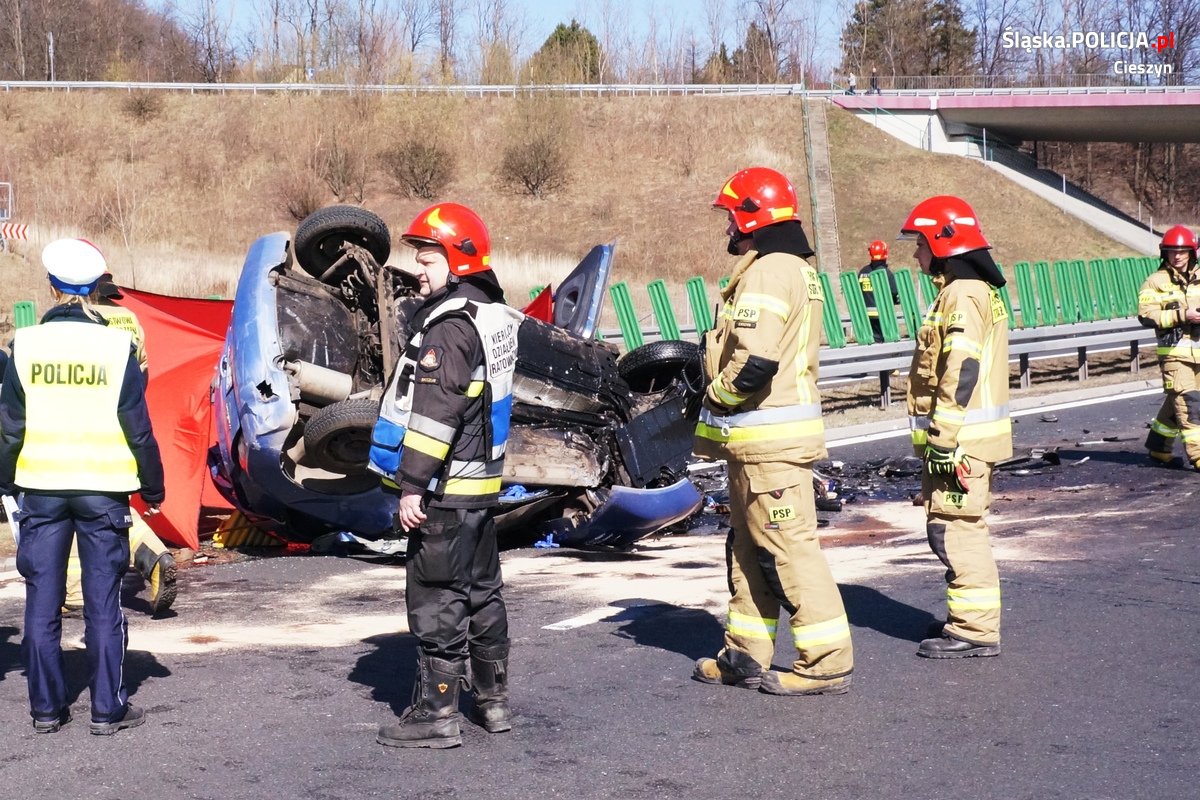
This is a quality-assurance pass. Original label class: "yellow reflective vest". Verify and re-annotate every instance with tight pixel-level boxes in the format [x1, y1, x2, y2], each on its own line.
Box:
[96, 304, 148, 372]
[1137, 267, 1200, 364]
[12, 320, 141, 492]
[694, 249, 826, 464]
[907, 276, 1013, 463]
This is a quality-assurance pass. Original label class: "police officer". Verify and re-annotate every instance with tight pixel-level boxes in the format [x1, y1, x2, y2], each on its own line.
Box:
[369, 203, 524, 748]
[1137, 226, 1200, 470]
[901, 196, 1011, 658]
[693, 167, 853, 696]
[0, 238, 164, 734]
[858, 240, 901, 343]
[60, 273, 177, 615]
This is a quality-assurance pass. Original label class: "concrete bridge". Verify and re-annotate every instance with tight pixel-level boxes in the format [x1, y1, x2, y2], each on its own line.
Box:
[832, 86, 1200, 143]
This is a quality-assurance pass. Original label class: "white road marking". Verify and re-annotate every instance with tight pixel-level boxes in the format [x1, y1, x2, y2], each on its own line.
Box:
[827, 387, 1162, 449]
[542, 601, 657, 631]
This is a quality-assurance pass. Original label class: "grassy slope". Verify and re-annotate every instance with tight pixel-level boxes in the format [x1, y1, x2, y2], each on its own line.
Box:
[0, 92, 1141, 331]
[825, 104, 1135, 273]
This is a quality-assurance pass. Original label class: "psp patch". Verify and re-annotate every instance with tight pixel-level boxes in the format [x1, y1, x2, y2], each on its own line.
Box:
[767, 505, 795, 522]
[418, 346, 443, 371]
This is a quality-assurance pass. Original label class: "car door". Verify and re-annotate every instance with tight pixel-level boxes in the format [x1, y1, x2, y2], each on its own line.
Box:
[552, 243, 613, 339]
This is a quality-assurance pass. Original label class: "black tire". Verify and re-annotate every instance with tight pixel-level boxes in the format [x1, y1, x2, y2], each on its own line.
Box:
[303, 397, 381, 473]
[617, 340, 702, 393]
[294, 205, 391, 284]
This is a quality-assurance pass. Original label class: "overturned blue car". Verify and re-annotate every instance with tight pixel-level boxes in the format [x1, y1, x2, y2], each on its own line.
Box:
[211, 206, 703, 549]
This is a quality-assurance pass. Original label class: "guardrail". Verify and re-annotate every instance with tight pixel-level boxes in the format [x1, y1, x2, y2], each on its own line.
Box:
[608, 316, 1157, 408]
[1, 80, 1197, 98]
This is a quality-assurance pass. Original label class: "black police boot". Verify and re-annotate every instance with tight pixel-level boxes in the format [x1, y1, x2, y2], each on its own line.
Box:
[90, 704, 146, 736]
[469, 653, 512, 733]
[693, 648, 764, 689]
[917, 634, 1000, 659]
[377, 654, 465, 749]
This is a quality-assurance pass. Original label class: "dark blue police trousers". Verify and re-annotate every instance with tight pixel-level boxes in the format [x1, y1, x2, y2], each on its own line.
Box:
[15, 493, 132, 723]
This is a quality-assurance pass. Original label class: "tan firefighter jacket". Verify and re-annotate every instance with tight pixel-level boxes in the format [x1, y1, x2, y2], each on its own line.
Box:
[1137, 266, 1200, 364]
[907, 275, 1013, 463]
[693, 249, 826, 465]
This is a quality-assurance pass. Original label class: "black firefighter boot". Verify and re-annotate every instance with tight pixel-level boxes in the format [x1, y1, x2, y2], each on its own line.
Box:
[692, 648, 764, 689]
[469, 651, 512, 733]
[377, 654, 466, 749]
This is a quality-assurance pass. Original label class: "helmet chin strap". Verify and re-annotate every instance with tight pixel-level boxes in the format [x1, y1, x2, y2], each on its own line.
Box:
[727, 229, 751, 256]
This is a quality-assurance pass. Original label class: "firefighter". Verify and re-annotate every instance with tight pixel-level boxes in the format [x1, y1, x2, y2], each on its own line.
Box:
[61, 273, 177, 616]
[901, 196, 1011, 658]
[1137, 225, 1200, 469]
[0, 238, 163, 734]
[858, 239, 901, 343]
[369, 203, 524, 748]
[692, 167, 853, 696]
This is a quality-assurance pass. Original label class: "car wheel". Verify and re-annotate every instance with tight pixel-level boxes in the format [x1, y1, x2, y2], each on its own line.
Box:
[303, 397, 381, 473]
[617, 340, 702, 393]
[294, 205, 391, 284]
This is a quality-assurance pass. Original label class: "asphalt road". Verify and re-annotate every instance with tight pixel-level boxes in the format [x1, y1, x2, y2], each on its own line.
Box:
[0, 390, 1197, 800]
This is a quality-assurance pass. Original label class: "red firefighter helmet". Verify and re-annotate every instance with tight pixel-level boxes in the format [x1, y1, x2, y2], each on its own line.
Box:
[868, 240, 889, 261]
[713, 167, 800, 233]
[899, 195, 990, 259]
[402, 202, 492, 275]
[1160, 225, 1198, 253]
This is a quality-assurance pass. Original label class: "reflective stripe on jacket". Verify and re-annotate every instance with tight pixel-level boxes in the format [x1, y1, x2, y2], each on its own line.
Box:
[906, 276, 1013, 462]
[693, 249, 826, 464]
[368, 296, 523, 506]
[12, 321, 140, 491]
[1137, 267, 1200, 363]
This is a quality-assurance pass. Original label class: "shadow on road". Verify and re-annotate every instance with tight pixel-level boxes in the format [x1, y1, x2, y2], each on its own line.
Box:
[349, 632, 420, 716]
[611, 601, 722, 661]
[841, 583, 937, 644]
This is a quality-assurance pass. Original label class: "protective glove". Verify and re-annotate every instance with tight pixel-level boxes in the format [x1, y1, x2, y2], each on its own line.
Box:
[924, 444, 959, 475]
[925, 444, 970, 493]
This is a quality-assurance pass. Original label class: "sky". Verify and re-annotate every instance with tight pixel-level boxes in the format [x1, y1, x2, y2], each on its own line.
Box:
[151, 0, 845, 79]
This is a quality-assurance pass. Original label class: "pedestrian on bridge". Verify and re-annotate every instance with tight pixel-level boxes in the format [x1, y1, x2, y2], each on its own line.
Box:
[693, 166, 853, 696]
[0, 238, 163, 735]
[901, 196, 1010, 659]
[1137, 225, 1200, 470]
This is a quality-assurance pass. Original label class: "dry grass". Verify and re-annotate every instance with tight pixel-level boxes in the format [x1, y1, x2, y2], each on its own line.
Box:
[0, 92, 1147, 340]
[825, 104, 1135, 273]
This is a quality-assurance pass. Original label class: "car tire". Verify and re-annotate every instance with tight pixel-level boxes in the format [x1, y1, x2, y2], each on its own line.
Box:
[303, 397, 381, 474]
[294, 205, 391, 284]
[617, 340, 702, 393]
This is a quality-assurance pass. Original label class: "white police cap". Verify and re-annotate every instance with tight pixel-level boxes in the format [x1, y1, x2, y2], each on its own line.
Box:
[42, 238, 107, 296]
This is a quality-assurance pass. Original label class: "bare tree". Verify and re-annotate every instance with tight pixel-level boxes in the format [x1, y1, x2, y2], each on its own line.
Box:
[4, 0, 25, 79]
[970, 0, 1028, 80]
[436, 0, 458, 80]
[467, 0, 525, 83]
[174, 0, 234, 82]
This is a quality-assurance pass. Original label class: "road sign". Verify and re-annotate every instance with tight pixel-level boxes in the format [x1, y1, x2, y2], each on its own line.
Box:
[0, 182, 11, 221]
[0, 223, 28, 240]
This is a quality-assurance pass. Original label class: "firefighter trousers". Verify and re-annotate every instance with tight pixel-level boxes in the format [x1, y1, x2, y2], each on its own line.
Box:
[1161, 361, 1200, 465]
[1145, 395, 1180, 456]
[65, 513, 166, 609]
[404, 506, 509, 663]
[14, 493, 133, 723]
[922, 457, 1001, 645]
[723, 460, 853, 679]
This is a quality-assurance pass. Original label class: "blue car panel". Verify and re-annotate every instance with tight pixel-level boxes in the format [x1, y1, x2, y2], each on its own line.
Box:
[212, 229, 702, 547]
